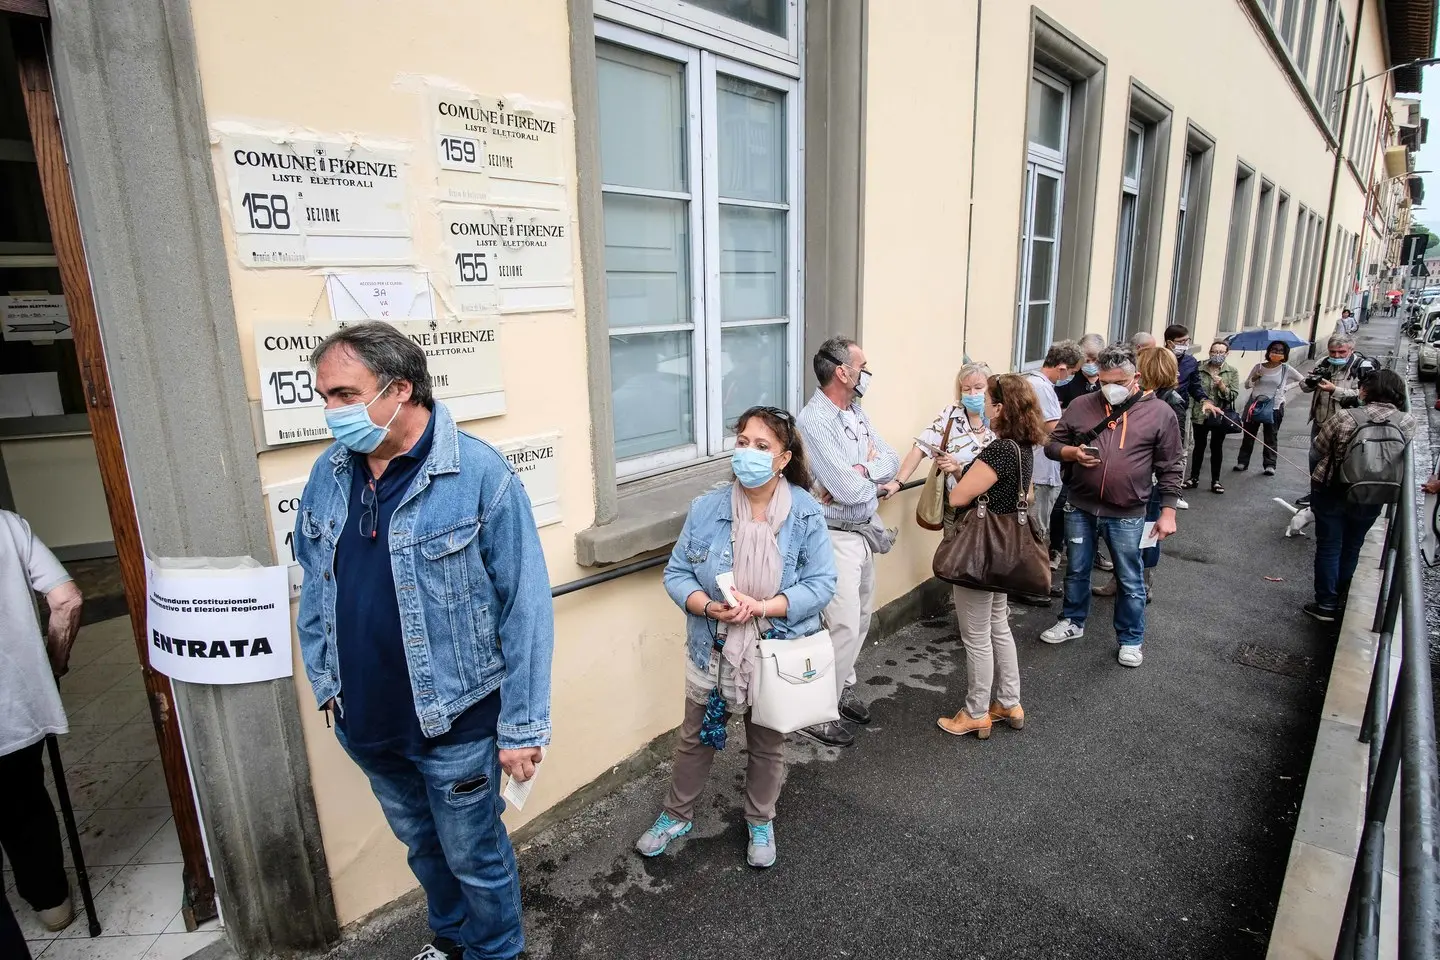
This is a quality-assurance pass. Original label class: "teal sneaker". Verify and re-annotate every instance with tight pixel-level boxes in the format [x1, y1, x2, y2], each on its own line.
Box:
[747, 820, 777, 868]
[635, 812, 692, 857]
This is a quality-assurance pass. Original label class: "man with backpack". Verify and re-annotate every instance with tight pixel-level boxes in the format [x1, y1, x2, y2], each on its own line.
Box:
[1304, 369, 1415, 622]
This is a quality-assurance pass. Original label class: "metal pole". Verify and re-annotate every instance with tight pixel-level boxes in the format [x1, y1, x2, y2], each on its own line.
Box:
[1358, 581, 1398, 760]
[44, 735, 101, 937]
[1335, 702, 1402, 960]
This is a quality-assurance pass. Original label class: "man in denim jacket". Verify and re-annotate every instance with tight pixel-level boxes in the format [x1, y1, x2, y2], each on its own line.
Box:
[294, 323, 552, 960]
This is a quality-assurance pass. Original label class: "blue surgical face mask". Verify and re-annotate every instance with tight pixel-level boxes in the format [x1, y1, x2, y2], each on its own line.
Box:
[961, 393, 985, 413]
[731, 447, 779, 489]
[324, 379, 399, 454]
[1328, 355, 1348, 365]
[1208, 354, 1226, 365]
[1056, 375, 1075, 387]
[1081, 362, 1100, 377]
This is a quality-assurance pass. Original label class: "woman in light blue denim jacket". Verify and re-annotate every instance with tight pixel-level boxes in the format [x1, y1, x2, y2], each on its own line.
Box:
[636, 406, 837, 870]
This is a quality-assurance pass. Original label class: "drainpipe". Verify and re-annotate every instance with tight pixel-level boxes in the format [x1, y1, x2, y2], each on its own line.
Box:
[959, 0, 983, 363]
[1306, 0, 1366, 357]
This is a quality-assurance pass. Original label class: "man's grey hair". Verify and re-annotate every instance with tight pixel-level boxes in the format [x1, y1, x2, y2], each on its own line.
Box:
[1043, 340, 1084, 369]
[1327, 332, 1356, 349]
[814, 335, 858, 387]
[1078, 332, 1106, 357]
[1129, 330, 1157, 351]
[1098, 343, 1137, 374]
[310, 321, 434, 407]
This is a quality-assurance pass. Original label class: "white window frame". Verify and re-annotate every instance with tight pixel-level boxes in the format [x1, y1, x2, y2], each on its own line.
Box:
[1017, 68, 1070, 371]
[597, 18, 802, 480]
[1110, 120, 1145, 340]
[598, 0, 801, 72]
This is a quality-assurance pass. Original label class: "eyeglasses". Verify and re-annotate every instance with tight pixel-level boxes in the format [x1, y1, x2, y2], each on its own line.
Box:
[358, 476, 379, 540]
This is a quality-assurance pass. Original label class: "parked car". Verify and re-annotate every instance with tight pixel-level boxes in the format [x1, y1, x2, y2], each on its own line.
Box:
[1419, 322, 1440, 380]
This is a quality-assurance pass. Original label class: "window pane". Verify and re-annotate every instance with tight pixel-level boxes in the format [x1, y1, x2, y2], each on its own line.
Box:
[1028, 239, 1055, 302]
[611, 331, 694, 459]
[1024, 302, 1052, 366]
[1027, 78, 1065, 152]
[720, 206, 785, 321]
[718, 76, 785, 203]
[603, 194, 690, 328]
[1124, 127, 1143, 182]
[597, 44, 686, 192]
[685, 0, 787, 36]
[1032, 172, 1060, 239]
[720, 323, 787, 430]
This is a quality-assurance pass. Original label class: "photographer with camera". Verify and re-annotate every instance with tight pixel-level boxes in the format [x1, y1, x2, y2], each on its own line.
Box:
[1301, 332, 1374, 433]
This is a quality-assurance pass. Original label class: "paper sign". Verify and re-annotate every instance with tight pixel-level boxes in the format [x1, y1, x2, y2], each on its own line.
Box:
[1140, 522, 1159, 550]
[220, 133, 411, 267]
[496, 433, 561, 527]
[0, 372, 64, 418]
[145, 562, 294, 684]
[253, 317, 505, 446]
[431, 91, 565, 204]
[264, 480, 308, 599]
[1, 295, 72, 341]
[440, 204, 573, 314]
[326, 272, 435, 322]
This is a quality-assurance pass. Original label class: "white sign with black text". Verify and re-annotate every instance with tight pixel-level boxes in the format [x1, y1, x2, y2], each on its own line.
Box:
[145, 561, 294, 684]
[1, 295, 72, 341]
[497, 433, 561, 527]
[265, 480, 308, 599]
[431, 91, 565, 205]
[220, 132, 411, 267]
[326, 272, 435, 323]
[253, 317, 505, 446]
[440, 204, 573, 314]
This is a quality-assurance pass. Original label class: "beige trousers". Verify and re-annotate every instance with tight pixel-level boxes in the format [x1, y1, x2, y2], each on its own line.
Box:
[823, 529, 876, 695]
[952, 584, 1021, 718]
[663, 698, 787, 824]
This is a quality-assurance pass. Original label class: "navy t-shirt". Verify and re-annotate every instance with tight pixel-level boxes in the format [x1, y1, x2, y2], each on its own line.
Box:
[334, 410, 498, 753]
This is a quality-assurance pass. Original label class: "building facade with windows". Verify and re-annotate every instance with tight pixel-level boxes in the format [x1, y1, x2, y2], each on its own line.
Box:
[2, 0, 1432, 956]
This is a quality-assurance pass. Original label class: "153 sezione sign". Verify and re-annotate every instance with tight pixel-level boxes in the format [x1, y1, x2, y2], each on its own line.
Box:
[440, 204, 573, 314]
[221, 133, 411, 267]
[253, 317, 504, 446]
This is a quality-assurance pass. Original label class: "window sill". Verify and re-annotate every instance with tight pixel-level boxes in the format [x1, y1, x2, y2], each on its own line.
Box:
[574, 458, 733, 567]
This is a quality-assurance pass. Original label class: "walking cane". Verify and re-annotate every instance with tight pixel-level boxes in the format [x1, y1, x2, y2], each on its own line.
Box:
[44, 735, 101, 937]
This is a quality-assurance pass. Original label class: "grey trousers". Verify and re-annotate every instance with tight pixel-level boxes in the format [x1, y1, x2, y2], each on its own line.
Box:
[664, 698, 786, 824]
[1029, 482, 1060, 540]
[952, 585, 1021, 718]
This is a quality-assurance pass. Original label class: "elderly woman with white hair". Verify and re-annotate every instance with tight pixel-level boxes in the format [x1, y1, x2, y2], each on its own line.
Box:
[893, 361, 998, 498]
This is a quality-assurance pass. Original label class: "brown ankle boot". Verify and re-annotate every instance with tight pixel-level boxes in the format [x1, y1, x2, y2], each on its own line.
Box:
[987, 701, 1025, 730]
[1092, 577, 1118, 597]
[937, 711, 991, 739]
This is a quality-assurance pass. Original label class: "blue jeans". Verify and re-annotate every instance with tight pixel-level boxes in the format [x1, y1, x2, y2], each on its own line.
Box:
[1311, 488, 1383, 610]
[1062, 505, 1147, 646]
[337, 728, 523, 959]
[1141, 486, 1163, 569]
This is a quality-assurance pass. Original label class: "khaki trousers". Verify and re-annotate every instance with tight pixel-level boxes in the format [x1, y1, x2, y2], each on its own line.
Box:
[823, 529, 876, 695]
[952, 585, 1021, 718]
[663, 698, 787, 824]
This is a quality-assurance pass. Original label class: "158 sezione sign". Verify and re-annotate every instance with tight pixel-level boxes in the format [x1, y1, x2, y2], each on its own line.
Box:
[440, 204, 573, 314]
[221, 133, 411, 267]
[431, 92, 565, 204]
[253, 317, 504, 446]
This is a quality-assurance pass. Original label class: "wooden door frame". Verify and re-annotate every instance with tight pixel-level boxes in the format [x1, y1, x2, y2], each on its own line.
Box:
[11, 15, 218, 929]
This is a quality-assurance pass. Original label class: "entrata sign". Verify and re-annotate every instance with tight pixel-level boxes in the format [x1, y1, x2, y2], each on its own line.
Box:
[145, 561, 294, 684]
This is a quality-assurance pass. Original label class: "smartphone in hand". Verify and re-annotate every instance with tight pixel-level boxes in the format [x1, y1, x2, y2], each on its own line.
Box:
[1080, 445, 1101, 460]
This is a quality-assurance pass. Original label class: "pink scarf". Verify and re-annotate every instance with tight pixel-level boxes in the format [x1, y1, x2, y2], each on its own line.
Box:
[725, 478, 790, 706]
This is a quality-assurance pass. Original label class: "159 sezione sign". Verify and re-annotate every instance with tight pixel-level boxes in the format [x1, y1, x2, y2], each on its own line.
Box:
[253, 317, 504, 446]
[221, 133, 411, 267]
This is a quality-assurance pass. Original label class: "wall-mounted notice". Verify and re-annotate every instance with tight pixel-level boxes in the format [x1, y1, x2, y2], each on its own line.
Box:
[440, 204, 573, 314]
[264, 479, 308, 599]
[496, 433, 561, 527]
[431, 91, 565, 204]
[220, 132, 411, 267]
[145, 561, 294, 685]
[254, 317, 505, 446]
[326, 272, 435, 322]
[1, 295, 72, 341]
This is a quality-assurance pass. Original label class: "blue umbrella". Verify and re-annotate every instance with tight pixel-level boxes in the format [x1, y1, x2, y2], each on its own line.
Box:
[1224, 329, 1309, 351]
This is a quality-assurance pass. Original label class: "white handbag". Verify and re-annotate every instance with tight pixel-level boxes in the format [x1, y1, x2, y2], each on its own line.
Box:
[750, 630, 840, 734]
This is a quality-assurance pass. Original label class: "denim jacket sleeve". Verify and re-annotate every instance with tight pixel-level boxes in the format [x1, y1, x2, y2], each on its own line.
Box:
[293, 464, 332, 708]
[779, 511, 837, 623]
[479, 470, 555, 750]
[663, 498, 710, 610]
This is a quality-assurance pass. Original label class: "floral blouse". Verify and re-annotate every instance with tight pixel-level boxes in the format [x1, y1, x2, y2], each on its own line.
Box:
[915, 404, 995, 490]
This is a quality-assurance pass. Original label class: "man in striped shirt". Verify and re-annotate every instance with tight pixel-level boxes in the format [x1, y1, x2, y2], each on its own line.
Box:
[795, 336, 900, 747]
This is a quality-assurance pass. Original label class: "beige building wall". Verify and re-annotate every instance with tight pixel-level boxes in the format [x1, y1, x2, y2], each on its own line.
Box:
[179, 0, 1408, 931]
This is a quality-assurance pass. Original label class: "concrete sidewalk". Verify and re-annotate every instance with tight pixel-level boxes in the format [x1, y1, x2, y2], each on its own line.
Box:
[322, 412, 1339, 960]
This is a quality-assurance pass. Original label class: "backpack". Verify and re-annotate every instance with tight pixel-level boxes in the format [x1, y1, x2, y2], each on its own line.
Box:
[1332, 410, 1408, 505]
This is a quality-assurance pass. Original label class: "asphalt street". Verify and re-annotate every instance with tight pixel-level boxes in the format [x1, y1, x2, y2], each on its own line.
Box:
[328, 377, 1342, 960]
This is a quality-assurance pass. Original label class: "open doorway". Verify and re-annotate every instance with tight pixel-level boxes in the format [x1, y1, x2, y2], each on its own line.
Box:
[0, 12, 218, 958]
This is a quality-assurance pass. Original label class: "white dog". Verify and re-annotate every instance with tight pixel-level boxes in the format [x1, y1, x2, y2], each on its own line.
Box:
[1274, 498, 1314, 538]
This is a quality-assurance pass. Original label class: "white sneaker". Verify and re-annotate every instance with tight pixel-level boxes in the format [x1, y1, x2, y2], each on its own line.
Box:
[1040, 619, 1084, 644]
[1117, 645, 1144, 668]
[1175, 497, 1190, 510]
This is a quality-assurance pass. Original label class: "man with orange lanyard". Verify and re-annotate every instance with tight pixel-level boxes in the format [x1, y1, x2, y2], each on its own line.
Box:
[1039, 344, 1184, 668]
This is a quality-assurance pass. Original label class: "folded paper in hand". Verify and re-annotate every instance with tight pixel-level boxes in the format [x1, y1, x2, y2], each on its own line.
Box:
[1139, 522, 1159, 550]
[501, 747, 546, 812]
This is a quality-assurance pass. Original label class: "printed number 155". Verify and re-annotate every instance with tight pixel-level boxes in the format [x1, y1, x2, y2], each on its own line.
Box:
[455, 252, 489, 284]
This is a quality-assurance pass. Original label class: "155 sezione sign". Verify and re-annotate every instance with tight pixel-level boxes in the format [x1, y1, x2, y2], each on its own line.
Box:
[440, 204, 573, 314]
[431, 92, 565, 205]
[253, 317, 505, 446]
[221, 133, 411, 267]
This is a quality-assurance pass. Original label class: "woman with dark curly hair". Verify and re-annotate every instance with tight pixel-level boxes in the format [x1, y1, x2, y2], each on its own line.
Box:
[937, 374, 1049, 740]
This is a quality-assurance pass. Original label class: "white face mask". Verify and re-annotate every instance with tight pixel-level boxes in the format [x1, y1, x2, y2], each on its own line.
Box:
[1100, 382, 1132, 405]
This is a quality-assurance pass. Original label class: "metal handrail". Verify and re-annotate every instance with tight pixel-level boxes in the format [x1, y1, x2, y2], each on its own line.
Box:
[1335, 446, 1440, 959]
[549, 477, 928, 598]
